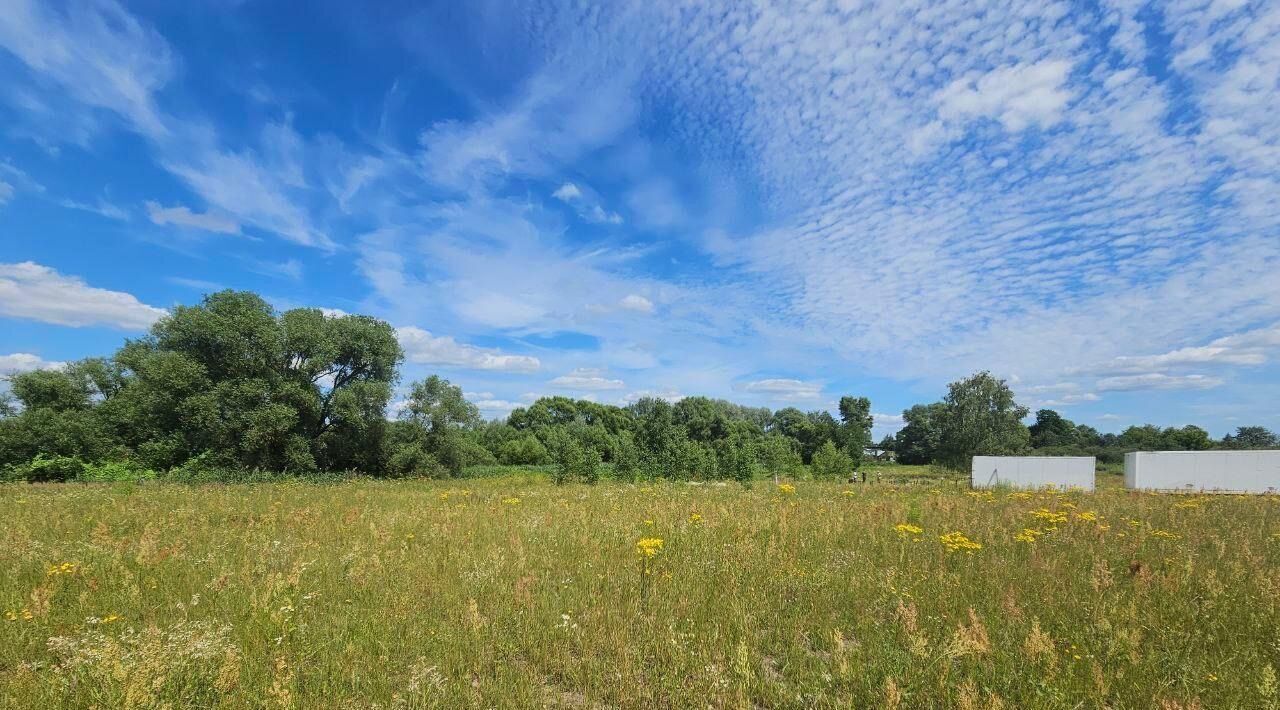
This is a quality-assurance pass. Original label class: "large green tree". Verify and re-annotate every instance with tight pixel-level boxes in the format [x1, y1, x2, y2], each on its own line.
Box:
[108, 291, 401, 472]
[935, 371, 1030, 470]
[894, 402, 946, 465]
[837, 395, 873, 465]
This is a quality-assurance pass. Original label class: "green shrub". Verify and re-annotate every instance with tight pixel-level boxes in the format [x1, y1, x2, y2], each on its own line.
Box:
[811, 441, 854, 480]
[7, 454, 86, 482]
[78, 460, 159, 482]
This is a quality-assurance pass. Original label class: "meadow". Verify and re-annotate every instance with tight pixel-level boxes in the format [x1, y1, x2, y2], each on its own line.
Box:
[2, 469, 1278, 709]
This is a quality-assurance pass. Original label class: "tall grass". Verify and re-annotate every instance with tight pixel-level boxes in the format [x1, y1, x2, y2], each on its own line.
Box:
[2, 477, 1277, 708]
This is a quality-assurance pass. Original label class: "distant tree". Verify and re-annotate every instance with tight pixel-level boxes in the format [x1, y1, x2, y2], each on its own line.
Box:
[674, 396, 729, 442]
[1162, 425, 1213, 451]
[497, 434, 550, 465]
[401, 375, 480, 476]
[756, 434, 802, 482]
[811, 440, 854, 479]
[876, 434, 896, 452]
[1074, 424, 1102, 448]
[894, 402, 946, 465]
[1118, 424, 1164, 451]
[837, 395, 874, 465]
[716, 432, 757, 487]
[632, 397, 683, 479]
[1221, 426, 1279, 449]
[1029, 409, 1077, 449]
[936, 371, 1030, 470]
[612, 431, 643, 481]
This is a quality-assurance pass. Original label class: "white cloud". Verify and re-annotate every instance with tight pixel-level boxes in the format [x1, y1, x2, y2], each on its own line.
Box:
[465, 392, 527, 416]
[0, 262, 166, 330]
[0, 353, 65, 375]
[146, 201, 239, 234]
[736, 378, 824, 402]
[935, 59, 1075, 132]
[1095, 373, 1224, 392]
[0, 180, 13, 205]
[397, 326, 540, 373]
[1076, 323, 1280, 375]
[319, 308, 350, 318]
[618, 294, 654, 314]
[872, 412, 905, 438]
[550, 368, 625, 391]
[552, 183, 583, 201]
[1038, 393, 1102, 407]
[552, 180, 622, 224]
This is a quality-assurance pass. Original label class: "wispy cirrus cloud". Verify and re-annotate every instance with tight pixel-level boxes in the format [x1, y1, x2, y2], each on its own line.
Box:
[146, 201, 239, 234]
[0, 1, 331, 249]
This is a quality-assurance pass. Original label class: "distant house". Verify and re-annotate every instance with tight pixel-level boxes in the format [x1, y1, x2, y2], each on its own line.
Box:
[864, 446, 896, 462]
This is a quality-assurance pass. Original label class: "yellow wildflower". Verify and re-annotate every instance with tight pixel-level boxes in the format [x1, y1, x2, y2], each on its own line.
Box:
[636, 537, 664, 558]
[1014, 528, 1044, 544]
[894, 523, 924, 536]
[689, 513, 703, 524]
[1031, 509, 1068, 526]
[502, 497, 521, 505]
[939, 532, 982, 554]
[777, 483, 796, 495]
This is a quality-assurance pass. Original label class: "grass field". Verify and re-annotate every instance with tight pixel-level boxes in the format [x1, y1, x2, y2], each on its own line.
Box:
[2, 472, 1279, 708]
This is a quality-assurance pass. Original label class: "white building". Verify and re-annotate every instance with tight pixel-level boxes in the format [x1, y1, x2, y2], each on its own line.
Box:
[970, 456, 1095, 491]
[1124, 451, 1280, 494]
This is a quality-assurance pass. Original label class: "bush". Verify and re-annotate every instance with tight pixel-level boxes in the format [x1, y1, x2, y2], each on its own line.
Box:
[8, 454, 87, 482]
[79, 460, 158, 482]
[497, 435, 550, 465]
[549, 437, 601, 484]
[811, 441, 854, 480]
[385, 444, 447, 479]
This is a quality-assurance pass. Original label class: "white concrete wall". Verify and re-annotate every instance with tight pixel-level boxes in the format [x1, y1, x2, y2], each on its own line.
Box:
[1124, 451, 1280, 494]
[971, 456, 1096, 491]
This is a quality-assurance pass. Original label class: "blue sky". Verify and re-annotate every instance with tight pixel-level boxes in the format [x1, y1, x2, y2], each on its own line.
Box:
[2, 0, 1279, 438]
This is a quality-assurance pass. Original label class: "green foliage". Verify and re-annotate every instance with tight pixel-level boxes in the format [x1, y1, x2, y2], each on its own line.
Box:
[894, 402, 946, 465]
[1029, 409, 1078, 448]
[0, 285, 1255, 484]
[497, 435, 551, 465]
[1222, 426, 1279, 449]
[611, 432, 642, 482]
[79, 460, 158, 482]
[756, 434, 802, 479]
[717, 434, 757, 487]
[7, 454, 86, 482]
[546, 432, 600, 485]
[935, 371, 1030, 470]
[837, 395, 873, 465]
[811, 440, 854, 479]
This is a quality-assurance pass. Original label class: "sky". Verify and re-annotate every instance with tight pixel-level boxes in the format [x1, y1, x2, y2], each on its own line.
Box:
[1, 0, 1279, 439]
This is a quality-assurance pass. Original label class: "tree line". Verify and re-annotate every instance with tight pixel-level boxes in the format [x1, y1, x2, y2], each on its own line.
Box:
[1, 290, 1274, 483]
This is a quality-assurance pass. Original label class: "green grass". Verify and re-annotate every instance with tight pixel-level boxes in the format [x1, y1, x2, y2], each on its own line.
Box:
[2, 475, 1278, 708]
